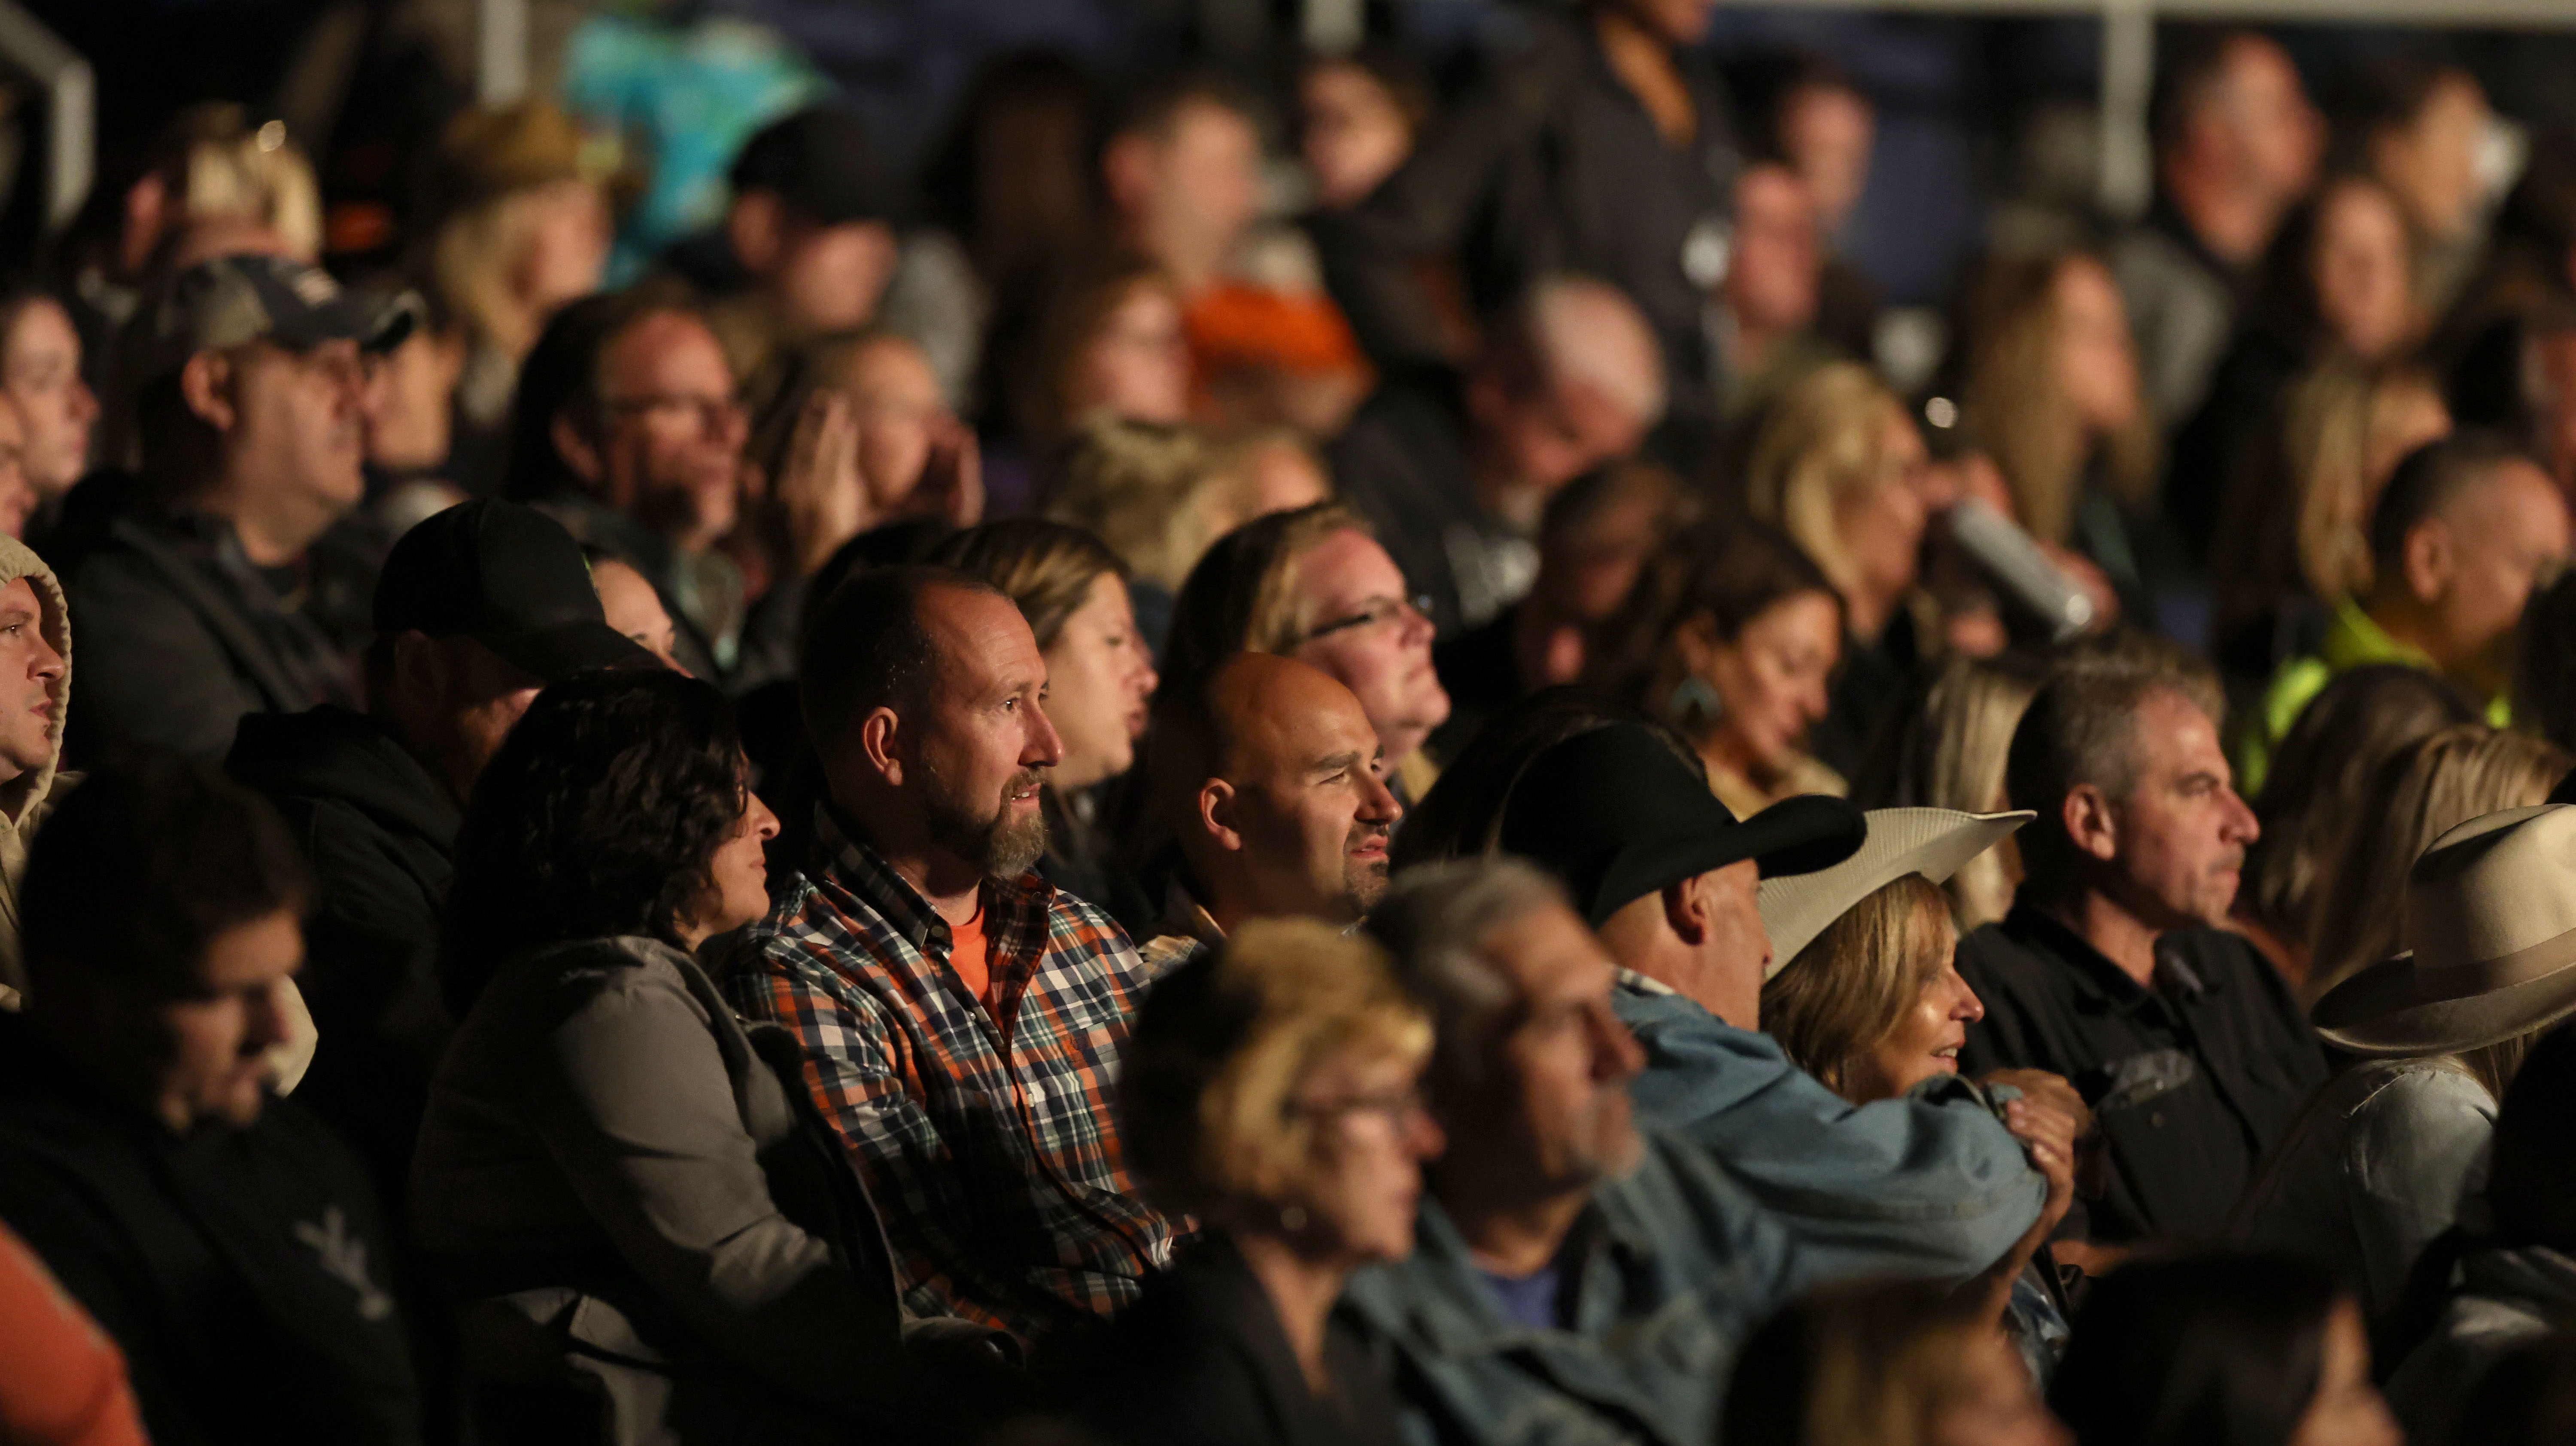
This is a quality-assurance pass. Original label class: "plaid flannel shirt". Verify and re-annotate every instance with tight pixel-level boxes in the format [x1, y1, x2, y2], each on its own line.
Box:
[716, 805, 1182, 1346]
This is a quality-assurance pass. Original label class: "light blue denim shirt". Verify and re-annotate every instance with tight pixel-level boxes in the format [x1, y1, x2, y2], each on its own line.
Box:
[2231, 1057, 2496, 1323]
[1340, 1132, 1807, 1446]
[1611, 972, 2047, 1283]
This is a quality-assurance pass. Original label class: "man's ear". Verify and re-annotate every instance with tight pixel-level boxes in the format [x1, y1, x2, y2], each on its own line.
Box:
[857, 707, 907, 789]
[387, 630, 451, 708]
[551, 411, 604, 486]
[2403, 519, 2454, 605]
[727, 191, 784, 276]
[1196, 779, 1244, 853]
[1662, 873, 1710, 948]
[2063, 784, 2120, 864]
[178, 351, 238, 433]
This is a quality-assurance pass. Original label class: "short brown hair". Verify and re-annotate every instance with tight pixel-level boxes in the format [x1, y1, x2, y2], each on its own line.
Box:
[797, 564, 1006, 752]
[1119, 917, 1429, 1216]
[930, 518, 1128, 651]
[1760, 874, 1957, 1097]
[2005, 653, 2224, 900]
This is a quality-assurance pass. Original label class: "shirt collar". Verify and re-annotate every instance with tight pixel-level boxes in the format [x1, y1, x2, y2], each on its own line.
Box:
[2002, 899, 2218, 1012]
[2321, 595, 2438, 674]
[1613, 967, 1678, 999]
[810, 801, 1054, 956]
[1155, 878, 1226, 950]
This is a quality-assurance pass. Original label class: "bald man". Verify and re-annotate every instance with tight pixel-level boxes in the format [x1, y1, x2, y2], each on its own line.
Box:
[1328, 275, 1665, 638]
[1142, 653, 1405, 966]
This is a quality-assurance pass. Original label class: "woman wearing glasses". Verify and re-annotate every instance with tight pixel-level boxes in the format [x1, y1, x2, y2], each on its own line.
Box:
[1166, 502, 1454, 805]
[1065, 917, 1441, 1446]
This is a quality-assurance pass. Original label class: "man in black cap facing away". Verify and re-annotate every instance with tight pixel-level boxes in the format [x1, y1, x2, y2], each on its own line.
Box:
[64, 252, 418, 762]
[228, 497, 652, 1208]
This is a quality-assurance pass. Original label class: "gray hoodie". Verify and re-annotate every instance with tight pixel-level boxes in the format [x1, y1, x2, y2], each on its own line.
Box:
[0, 533, 70, 1005]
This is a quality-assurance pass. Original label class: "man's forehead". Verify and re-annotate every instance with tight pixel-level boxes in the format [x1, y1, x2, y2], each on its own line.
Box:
[923, 585, 1041, 689]
[2137, 688, 2226, 770]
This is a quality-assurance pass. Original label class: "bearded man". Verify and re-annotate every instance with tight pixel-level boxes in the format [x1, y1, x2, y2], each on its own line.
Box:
[718, 566, 1182, 1349]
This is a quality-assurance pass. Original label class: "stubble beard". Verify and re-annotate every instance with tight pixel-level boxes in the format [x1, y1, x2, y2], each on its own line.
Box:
[922, 760, 1051, 880]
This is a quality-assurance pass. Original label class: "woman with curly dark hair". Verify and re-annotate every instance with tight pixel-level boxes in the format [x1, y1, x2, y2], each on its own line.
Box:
[411, 669, 940, 1444]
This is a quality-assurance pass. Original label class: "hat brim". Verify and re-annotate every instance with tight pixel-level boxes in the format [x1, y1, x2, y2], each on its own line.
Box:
[275, 289, 421, 355]
[1585, 794, 1866, 929]
[1756, 809, 2034, 979]
[480, 619, 659, 685]
[2313, 943, 2576, 1056]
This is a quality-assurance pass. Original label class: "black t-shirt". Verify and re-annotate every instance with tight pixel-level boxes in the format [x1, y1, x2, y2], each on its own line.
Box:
[1955, 902, 2328, 1244]
[0, 1018, 422, 1446]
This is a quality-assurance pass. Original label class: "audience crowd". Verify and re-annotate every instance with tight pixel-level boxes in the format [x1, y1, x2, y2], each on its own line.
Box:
[20, 5, 2576, 1445]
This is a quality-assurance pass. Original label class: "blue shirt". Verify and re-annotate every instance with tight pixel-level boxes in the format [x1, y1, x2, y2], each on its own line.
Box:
[1612, 971, 2044, 1282]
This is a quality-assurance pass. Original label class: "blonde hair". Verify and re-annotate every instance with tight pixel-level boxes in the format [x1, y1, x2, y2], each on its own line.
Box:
[2219, 359, 2442, 631]
[1958, 253, 2157, 545]
[1744, 362, 1914, 600]
[1158, 500, 1370, 698]
[1118, 917, 1432, 1216]
[1045, 416, 1257, 592]
[929, 519, 1128, 650]
[1761, 874, 1959, 1099]
[2306, 724, 2573, 1003]
[162, 104, 322, 260]
[1862, 656, 2047, 930]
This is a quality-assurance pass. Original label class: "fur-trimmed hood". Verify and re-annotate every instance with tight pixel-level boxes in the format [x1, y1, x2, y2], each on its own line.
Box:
[0, 534, 69, 1003]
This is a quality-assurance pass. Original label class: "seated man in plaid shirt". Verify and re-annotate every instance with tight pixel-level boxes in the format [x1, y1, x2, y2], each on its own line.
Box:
[718, 565, 1183, 1349]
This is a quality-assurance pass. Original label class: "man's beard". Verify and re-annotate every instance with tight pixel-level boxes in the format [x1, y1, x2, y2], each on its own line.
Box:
[922, 761, 1051, 880]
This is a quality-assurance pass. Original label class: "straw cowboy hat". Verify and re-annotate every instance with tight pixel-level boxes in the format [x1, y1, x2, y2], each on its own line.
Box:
[1755, 808, 2032, 978]
[2313, 804, 2576, 1056]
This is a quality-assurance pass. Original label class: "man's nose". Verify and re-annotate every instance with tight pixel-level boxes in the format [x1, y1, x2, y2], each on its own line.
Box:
[1359, 767, 1402, 825]
[1024, 699, 1066, 768]
[2223, 787, 2260, 845]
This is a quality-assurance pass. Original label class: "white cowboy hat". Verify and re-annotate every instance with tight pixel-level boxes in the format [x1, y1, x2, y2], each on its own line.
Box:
[1755, 808, 2033, 978]
[2313, 803, 2576, 1057]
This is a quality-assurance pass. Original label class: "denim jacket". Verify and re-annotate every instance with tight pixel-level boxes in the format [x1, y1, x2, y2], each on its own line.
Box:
[1338, 1132, 1805, 1446]
[1612, 973, 2045, 1284]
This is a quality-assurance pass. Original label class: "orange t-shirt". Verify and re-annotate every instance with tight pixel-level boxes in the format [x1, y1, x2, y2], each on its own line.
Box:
[947, 903, 992, 1006]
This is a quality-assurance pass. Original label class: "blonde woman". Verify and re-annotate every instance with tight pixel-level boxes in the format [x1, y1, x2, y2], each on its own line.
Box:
[2306, 723, 2570, 1004]
[1078, 917, 1440, 1446]
[1745, 361, 1932, 650]
[1722, 1278, 2070, 1446]
[1855, 654, 2049, 930]
[419, 101, 613, 489]
[1754, 809, 2075, 1380]
[2213, 358, 2451, 672]
[1957, 253, 2159, 556]
[152, 103, 324, 261]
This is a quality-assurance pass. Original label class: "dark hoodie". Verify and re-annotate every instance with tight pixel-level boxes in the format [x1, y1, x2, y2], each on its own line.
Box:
[225, 706, 459, 1206]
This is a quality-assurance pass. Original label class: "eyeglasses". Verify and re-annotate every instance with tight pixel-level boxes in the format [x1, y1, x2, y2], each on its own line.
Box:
[1297, 594, 1432, 646]
[602, 391, 745, 434]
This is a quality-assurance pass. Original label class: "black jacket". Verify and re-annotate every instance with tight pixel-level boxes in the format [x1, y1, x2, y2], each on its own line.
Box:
[0, 1014, 422, 1446]
[60, 507, 364, 763]
[1326, 369, 1530, 640]
[1066, 1233, 1406, 1446]
[226, 706, 459, 1212]
[1956, 903, 2329, 1243]
[1313, 9, 1738, 429]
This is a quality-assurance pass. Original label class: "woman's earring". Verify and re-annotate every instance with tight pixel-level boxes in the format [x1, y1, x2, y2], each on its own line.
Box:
[1279, 1204, 1309, 1232]
[1669, 676, 1725, 724]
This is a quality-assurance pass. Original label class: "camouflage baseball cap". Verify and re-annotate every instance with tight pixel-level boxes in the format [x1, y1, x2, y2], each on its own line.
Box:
[134, 252, 420, 386]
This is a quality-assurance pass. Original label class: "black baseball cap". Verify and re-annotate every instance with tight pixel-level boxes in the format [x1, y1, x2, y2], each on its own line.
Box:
[373, 500, 656, 683]
[1498, 723, 1868, 927]
[729, 105, 905, 228]
[134, 252, 419, 386]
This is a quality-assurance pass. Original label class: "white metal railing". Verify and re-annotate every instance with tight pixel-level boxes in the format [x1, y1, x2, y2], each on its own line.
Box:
[0, 0, 91, 236]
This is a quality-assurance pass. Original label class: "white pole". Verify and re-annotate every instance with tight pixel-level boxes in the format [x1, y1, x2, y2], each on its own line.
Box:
[2099, 0, 2156, 221]
[478, 0, 529, 105]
